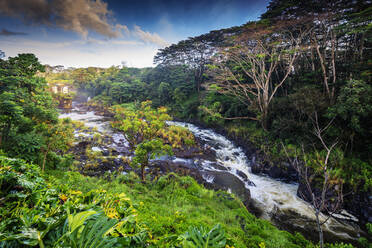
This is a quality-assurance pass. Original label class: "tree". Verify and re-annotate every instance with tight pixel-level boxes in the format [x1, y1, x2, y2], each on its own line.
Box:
[0, 54, 59, 163]
[131, 139, 172, 181]
[154, 29, 233, 93]
[261, 0, 372, 102]
[157, 82, 171, 105]
[111, 101, 195, 181]
[207, 20, 307, 129]
[282, 114, 343, 248]
[111, 101, 172, 150]
[37, 118, 75, 171]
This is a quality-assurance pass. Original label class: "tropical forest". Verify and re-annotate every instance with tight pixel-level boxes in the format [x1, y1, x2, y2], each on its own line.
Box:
[0, 0, 371, 247]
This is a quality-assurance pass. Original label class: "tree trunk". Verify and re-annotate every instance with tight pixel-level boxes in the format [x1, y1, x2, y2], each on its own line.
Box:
[311, 48, 315, 72]
[315, 211, 324, 248]
[315, 43, 330, 100]
[141, 165, 145, 181]
[261, 109, 268, 130]
[42, 143, 51, 172]
[141, 159, 148, 182]
[261, 91, 269, 130]
[331, 30, 336, 102]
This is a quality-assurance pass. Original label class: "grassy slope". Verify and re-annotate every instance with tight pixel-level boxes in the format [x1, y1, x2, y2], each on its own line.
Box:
[47, 170, 312, 248]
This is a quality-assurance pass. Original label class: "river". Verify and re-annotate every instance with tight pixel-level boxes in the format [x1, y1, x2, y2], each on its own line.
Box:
[60, 103, 362, 244]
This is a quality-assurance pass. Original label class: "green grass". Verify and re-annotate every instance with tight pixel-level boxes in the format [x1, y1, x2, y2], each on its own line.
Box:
[46, 170, 312, 248]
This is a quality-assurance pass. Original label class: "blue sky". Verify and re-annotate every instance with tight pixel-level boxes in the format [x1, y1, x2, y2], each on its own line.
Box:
[0, 0, 269, 68]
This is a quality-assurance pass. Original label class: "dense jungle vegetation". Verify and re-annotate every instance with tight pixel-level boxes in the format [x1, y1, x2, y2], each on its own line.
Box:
[0, 0, 371, 247]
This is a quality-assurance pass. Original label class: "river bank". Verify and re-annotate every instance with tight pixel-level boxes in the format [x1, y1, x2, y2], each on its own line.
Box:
[59, 100, 366, 245]
[172, 116, 371, 227]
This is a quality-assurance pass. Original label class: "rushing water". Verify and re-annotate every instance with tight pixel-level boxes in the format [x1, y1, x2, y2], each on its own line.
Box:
[60, 105, 361, 243]
[166, 121, 360, 241]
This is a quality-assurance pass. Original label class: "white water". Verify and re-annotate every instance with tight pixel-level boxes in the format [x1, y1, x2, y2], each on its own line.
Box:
[167, 121, 359, 240]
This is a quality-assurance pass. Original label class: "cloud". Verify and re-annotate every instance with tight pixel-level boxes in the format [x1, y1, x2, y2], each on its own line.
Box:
[133, 25, 169, 47]
[116, 24, 130, 36]
[0, 0, 51, 24]
[0, 28, 27, 36]
[0, 0, 169, 46]
[52, 0, 119, 38]
[0, 0, 119, 38]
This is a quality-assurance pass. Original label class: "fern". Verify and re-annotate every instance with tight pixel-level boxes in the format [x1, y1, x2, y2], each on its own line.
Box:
[180, 224, 226, 248]
[56, 211, 119, 248]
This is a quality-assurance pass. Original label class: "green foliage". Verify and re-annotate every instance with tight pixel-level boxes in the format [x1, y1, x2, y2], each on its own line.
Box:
[358, 223, 372, 248]
[180, 224, 227, 248]
[111, 100, 171, 148]
[112, 101, 195, 180]
[0, 155, 318, 247]
[0, 53, 72, 170]
[0, 156, 149, 247]
[58, 211, 119, 248]
[325, 243, 354, 248]
[49, 170, 313, 248]
[131, 138, 173, 176]
[328, 80, 372, 133]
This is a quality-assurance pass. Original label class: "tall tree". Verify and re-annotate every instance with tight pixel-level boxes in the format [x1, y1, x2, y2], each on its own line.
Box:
[207, 20, 308, 129]
[154, 28, 238, 93]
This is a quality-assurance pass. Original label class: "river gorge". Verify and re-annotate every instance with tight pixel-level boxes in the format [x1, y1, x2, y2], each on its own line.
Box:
[60, 101, 363, 245]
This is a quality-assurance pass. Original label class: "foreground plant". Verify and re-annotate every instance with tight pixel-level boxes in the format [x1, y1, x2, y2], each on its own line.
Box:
[0, 156, 149, 247]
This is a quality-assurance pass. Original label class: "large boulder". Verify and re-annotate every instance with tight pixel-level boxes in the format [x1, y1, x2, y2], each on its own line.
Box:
[250, 155, 298, 183]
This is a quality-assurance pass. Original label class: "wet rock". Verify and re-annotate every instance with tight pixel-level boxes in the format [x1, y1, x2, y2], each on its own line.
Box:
[172, 160, 199, 170]
[344, 190, 372, 226]
[149, 160, 204, 182]
[236, 170, 248, 181]
[203, 171, 251, 203]
[235, 170, 256, 186]
[76, 141, 90, 149]
[206, 162, 228, 171]
[174, 147, 201, 159]
[271, 207, 362, 246]
[250, 157, 298, 183]
[297, 178, 372, 236]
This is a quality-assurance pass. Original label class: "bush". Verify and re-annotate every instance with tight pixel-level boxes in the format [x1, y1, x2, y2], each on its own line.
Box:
[0, 156, 149, 247]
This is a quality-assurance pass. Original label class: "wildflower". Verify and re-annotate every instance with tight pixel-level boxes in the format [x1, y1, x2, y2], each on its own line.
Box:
[106, 207, 119, 219]
[59, 194, 68, 202]
[119, 193, 130, 201]
[70, 190, 82, 195]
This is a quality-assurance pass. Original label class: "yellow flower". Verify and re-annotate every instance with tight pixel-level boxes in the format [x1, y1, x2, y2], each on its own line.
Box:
[105, 208, 119, 219]
[59, 194, 68, 202]
[70, 190, 82, 195]
[119, 193, 131, 201]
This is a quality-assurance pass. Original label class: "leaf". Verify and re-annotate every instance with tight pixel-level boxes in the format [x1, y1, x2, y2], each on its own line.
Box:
[68, 210, 97, 233]
[181, 224, 226, 248]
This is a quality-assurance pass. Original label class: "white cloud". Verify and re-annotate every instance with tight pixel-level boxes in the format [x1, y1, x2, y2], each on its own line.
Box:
[0, 0, 120, 38]
[0, 0, 169, 47]
[116, 24, 130, 36]
[133, 25, 169, 47]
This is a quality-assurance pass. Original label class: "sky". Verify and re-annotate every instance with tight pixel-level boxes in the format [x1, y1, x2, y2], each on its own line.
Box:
[0, 0, 269, 68]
